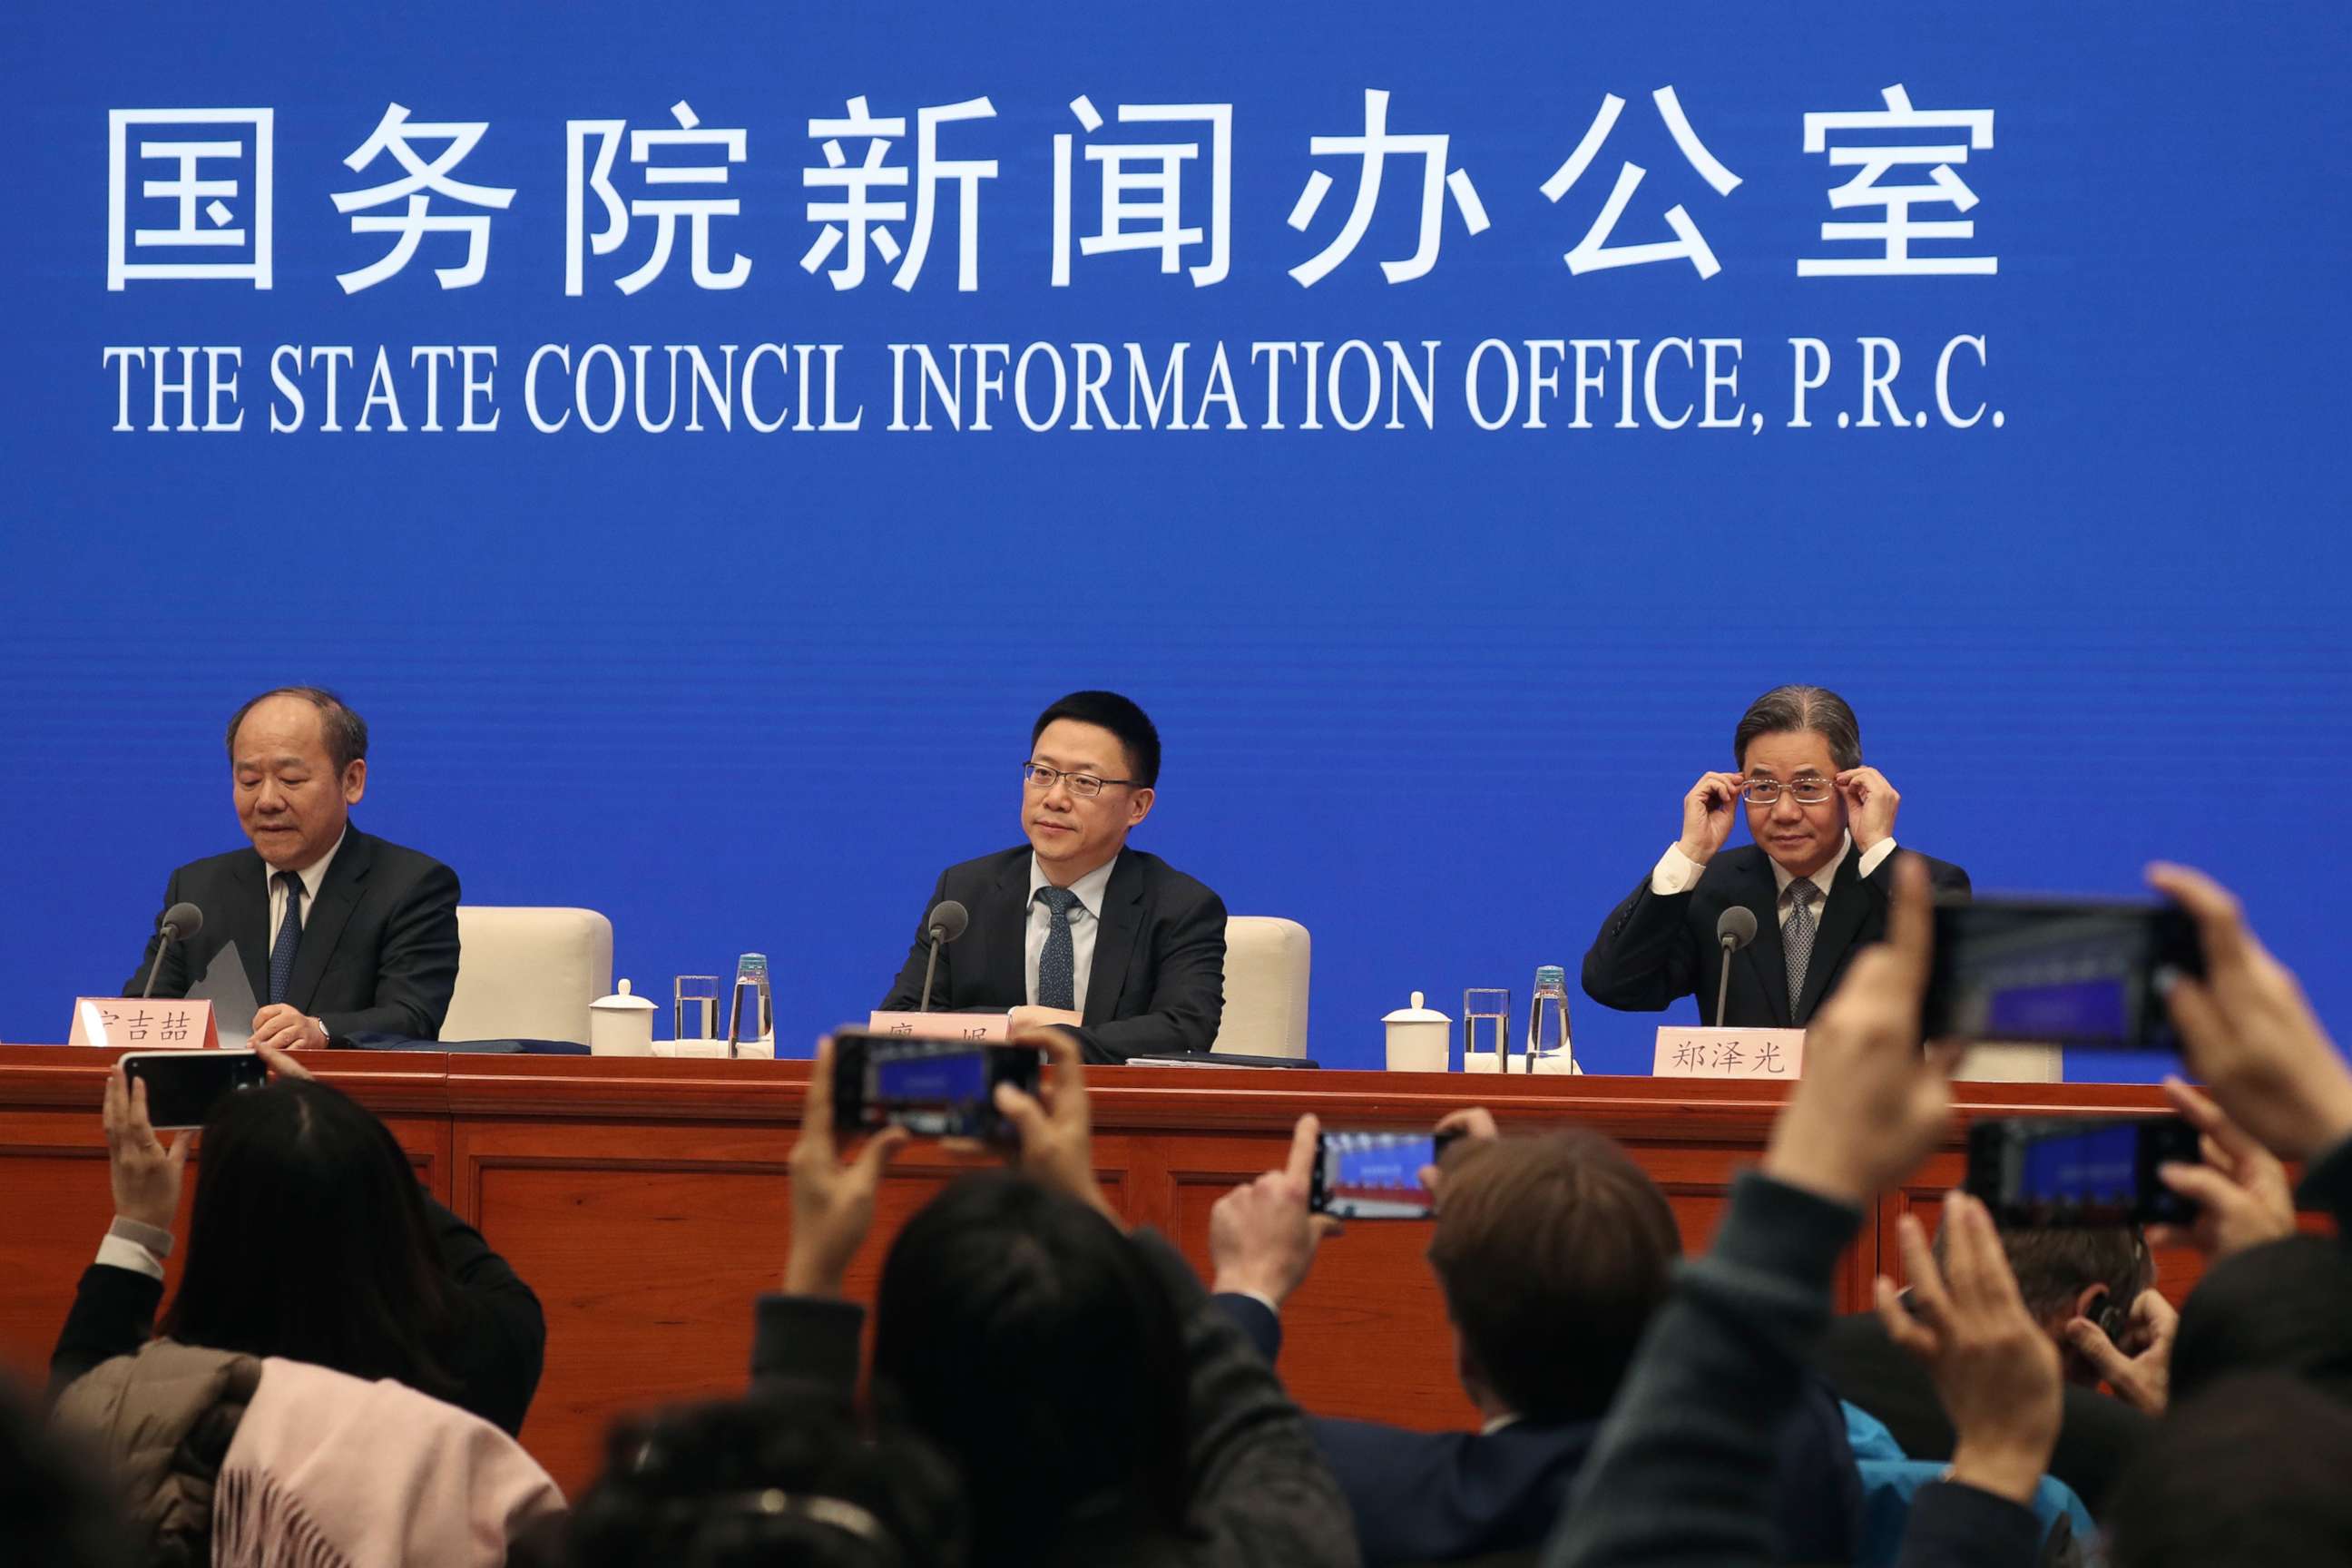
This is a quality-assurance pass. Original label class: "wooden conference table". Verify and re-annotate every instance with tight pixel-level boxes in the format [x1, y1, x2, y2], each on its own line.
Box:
[0, 1044, 2194, 1495]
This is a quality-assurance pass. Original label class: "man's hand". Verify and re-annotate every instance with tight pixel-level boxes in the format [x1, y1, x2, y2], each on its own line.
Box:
[1834, 767, 1901, 850]
[1763, 854, 1961, 1205]
[1006, 1004, 1084, 1035]
[2148, 863, 2352, 1161]
[1419, 1106, 1500, 1200]
[783, 1037, 910, 1298]
[1877, 1194, 2063, 1504]
[2146, 1076, 2298, 1260]
[1210, 1114, 1342, 1308]
[994, 1029, 1119, 1225]
[103, 1067, 188, 1232]
[2064, 1288, 2178, 1416]
[250, 1004, 327, 1052]
[1676, 770, 1747, 866]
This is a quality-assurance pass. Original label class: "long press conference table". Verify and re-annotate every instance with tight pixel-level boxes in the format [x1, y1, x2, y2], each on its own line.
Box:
[0, 1045, 2196, 1495]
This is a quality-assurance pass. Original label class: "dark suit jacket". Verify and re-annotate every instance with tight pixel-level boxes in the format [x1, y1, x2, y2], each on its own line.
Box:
[1815, 1310, 2151, 1514]
[49, 1197, 546, 1437]
[878, 846, 1227, 1063]
[122, 827, 462, 1041]
[1215, 1294, 1858, 1567]
[1583, 843, 1971, 1029]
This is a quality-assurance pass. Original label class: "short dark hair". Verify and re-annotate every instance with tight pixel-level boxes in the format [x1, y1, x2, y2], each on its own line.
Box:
[1031, 691, 1161, 789]
[2169, 1235, 2352, 1409]
[225, 686, 369, 775]
[161, 1079, 460, 1406]
[1426, 1129, 1683, 1422]
[1732, 685, 1861, 772]
[871, 1173, 1188, 1563]
[566, 1389, 967, 1568]
[1984, 1225, 2152, 1325]
[2107, 1374, 2352, 1568]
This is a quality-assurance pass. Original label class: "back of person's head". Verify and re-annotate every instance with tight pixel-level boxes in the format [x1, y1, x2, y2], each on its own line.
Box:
[1984, 1224, 2151, 1337]
[0, 1380, 132, 1568]
[2106, 1373, 2352, 1567]
[1031, 691, 1161, 788]
[2169, 1234, 2352, 1408]
[1426, 1129, 1682, 1423]
[566, 1390, 965, 1568]
[871, 1172, 1188, 1561]
[162, 1077, 456, 1396]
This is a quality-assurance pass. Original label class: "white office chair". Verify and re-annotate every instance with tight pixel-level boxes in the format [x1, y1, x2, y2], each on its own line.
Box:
[1210, 916, 1311, 1059]
[440, 906, 614, 1044]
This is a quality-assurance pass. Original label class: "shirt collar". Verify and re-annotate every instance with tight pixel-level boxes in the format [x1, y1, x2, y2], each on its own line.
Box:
[1479, 1412, 1524, 1436]
[1029, 851, 1118, 918]
[276, 827, 348, 902]
[1769, 830, 1850, 906]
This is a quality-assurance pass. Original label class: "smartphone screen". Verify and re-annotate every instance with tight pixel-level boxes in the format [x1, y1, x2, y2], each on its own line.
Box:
[831, 1033, 1040, 1139]
[119, 1050, 270, 1130]
[1965, 1115, 2200, 1226]
[1925, 899, 2203, 1049]
[1311, 1130, 1451, 1220]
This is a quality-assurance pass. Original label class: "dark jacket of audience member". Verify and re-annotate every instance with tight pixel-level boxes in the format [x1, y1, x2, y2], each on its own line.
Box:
[751, 1173, 1357, 1568]
[2167, 1232, 2352, 1410]
[1542, 1172, 2048, 1568]
[2105, 1373, 2352, 1568]
[48, 1077, 545, 1436]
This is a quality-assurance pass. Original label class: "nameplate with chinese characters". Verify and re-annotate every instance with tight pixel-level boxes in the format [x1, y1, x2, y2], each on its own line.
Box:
[68, 999, 219, 1051]
[866, 1011, 1011, 1043]
[1652, 1025, 1804, 1080]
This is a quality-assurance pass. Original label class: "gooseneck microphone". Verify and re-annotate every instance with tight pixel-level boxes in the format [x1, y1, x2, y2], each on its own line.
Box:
[917, 899, 969, 1014]
[1713, 906, 1758, 1029]
[139, 902, 206, 1000]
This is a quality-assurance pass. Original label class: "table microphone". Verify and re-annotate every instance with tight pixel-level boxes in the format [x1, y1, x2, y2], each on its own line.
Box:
[1713, 906, 1758, 1028]
[139, 902, 205, 1000]
[917, 899, 968, 1013]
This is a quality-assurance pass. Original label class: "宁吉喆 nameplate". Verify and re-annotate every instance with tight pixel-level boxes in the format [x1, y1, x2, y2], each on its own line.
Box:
[68, 998, 218, 1050]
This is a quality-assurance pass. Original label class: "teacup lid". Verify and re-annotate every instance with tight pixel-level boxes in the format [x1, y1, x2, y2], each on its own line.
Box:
[591, 977, 660, 1013]
[1381, 989, 1451, 1024]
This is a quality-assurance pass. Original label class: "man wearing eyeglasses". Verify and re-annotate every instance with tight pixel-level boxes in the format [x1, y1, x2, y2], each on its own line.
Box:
[1583, 684, 1970, 1029]
[877, 690, 1228, 1063]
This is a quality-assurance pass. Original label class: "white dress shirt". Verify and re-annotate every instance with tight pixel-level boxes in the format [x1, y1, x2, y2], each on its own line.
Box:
[265, 828, 347, 943]
[1024, 853, 1119, 1011]
[1649, 831, 1896, 906]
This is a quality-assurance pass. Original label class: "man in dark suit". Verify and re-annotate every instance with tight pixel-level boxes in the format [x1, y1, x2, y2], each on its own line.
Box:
[123, 687, 460, 1045]
[1583, 683, 1970, 1029]
[1205, 1112, 1860, 1565]
[879, 691, 1225, 1063]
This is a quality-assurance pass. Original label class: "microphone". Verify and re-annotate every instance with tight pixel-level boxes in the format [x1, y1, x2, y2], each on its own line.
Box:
[1713, 906, 1758, 1029]
[917, 899, 969, 1014]
[139, 902, 205, 1001]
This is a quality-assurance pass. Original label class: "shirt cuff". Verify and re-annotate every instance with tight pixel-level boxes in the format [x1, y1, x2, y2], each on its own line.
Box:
[1857, 838, 1899, 877]
[95, 1233, 166, 1281]
[1650, 843, 1707, 897]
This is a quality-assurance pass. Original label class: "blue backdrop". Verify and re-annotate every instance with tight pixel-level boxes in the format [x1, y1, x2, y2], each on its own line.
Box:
[6, 2, 2348, 1076]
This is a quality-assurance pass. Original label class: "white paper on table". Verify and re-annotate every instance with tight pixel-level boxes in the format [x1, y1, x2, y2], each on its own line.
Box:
[187, 939, 258, 1047]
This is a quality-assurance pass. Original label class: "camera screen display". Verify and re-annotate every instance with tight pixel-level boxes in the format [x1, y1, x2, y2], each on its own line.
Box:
[862, 1042, 997, 1137]
[1966, 1115, 2198, 1226]
[2015, 1122, 2141, 1209]
[1318, 1132, 1437, 1220]
[1928, 901, 2198, 1048]
[121, 1050, 269, 1130]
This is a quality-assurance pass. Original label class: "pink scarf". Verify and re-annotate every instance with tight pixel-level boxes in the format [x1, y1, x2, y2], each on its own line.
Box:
[210, 1357, 565, 1568]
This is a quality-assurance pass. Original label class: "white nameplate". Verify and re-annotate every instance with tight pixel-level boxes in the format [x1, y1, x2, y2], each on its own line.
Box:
[866, 1011, 1011, 1043]
[69, 998, 219, 1050]
[1652, 1025, 1805, 1080]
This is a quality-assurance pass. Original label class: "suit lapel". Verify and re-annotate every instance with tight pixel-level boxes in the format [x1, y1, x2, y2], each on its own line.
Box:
[1796, 848, 1875, 1022]
[1734, 851, 1792, 1027]
[1083, 854, 1146, 1026]
[286, 831, 372, 1014]
[984, 852, 1029, 1008]
[224, 852, 271, 1008]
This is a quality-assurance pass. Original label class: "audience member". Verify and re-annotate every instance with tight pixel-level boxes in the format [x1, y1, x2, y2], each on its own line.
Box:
[1204, 1111, 1860, 1563]
[49, 1046, 545, 1436]
[2104, 1374, 2352, 1567]
[0, 1378, 132, 1568]
[564, 1388, 967, 1568]
[760, 1030, 1357, 1568]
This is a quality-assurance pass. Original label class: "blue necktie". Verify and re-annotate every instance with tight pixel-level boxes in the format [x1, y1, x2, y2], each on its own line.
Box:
[268, 870, 304, 1005]
[1035, 886, 1082, 1011]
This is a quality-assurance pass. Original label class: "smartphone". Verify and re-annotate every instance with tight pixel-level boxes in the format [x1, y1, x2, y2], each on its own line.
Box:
[1308, 1128, 1463, 1220]
[829, 1031, 1043, 1140]
[119, 1049, 270, 1131]
[1965, 1115, 2202, 1227]
[1923, 898, 2205, 1049]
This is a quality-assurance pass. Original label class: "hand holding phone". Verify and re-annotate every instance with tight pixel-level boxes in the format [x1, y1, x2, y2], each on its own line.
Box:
[1964, 1114, 2201, 1227]
[1925, 898, 2204, 1050]
[1308, 1127, 1464, 1220]
[829, 1031, 1044, 1142]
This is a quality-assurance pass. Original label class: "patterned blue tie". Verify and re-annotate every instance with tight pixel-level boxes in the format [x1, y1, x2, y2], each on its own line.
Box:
[1035, 886, 1082, 1011]
[1784, 880, 1819, 1019]
[268, 870, 304, 1006]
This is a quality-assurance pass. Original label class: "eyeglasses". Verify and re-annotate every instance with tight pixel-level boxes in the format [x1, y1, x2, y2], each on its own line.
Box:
[1022, 761, 1141, 799]
[1741, 776, 1835, 806]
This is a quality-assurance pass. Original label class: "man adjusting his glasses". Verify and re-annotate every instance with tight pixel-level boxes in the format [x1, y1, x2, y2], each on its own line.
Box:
[877, 691, 1228, 1063]
[1583, 684, 1971, 1030]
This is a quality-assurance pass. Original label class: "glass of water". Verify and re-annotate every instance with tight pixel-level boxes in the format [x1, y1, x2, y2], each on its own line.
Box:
[673, 975, 720, 1041]
[1464, 989, 1511, 1071]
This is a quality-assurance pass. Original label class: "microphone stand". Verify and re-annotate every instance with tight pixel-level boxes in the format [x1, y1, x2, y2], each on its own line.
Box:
[1713, 940, 1737, 1030]
[917, 926, 946, 1014]
[139, 921, 184, 1000]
